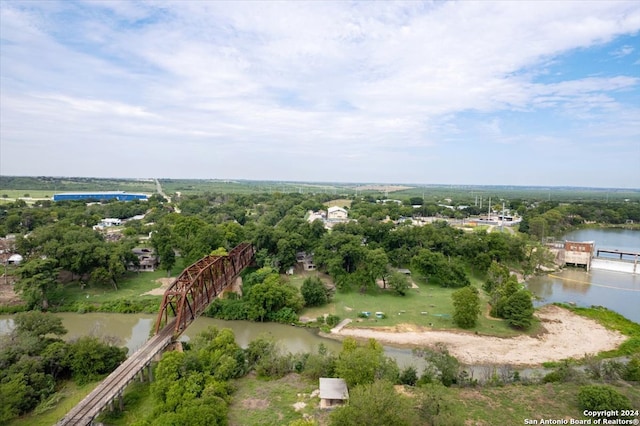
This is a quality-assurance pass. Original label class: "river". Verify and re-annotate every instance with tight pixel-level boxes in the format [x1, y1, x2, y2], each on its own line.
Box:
[1, 228, 637, 371]
[0, 312, 423, 370]
[526, 228, 640, 323]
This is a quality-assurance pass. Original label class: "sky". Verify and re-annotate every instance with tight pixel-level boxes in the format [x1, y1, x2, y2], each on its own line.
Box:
[1, 1, 639, 188]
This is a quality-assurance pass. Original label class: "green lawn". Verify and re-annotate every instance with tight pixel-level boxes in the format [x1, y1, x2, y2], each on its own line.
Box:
[295, 271, 539, 338]
[55, 267, 181, 311]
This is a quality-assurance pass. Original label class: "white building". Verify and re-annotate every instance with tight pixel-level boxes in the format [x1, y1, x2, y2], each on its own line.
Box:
[327, 206, 348, 220]
[99, 218, 122, 227]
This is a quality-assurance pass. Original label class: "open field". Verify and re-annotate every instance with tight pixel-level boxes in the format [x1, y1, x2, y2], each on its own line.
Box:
[294, 271, 529, 337]
[54, 268, 181, 312]
[226, 374, 640, 426]
[3, 176, 639, 201]
[323, 198, 352, 208]
[228, 373, 321, 426]
[0, 176, 156, 193]
[0, 189, 57, 199]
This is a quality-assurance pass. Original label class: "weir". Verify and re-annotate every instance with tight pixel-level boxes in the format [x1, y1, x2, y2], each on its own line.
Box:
[592, 248, 639, 275]
[56, 243, 255, 425]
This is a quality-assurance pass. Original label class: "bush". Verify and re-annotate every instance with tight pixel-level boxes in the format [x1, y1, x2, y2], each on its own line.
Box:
[267, 307, 299, 323]
[301, 276, 329, 307]
[399, 366, 418, 386]
[326, 314, 341, 327]
[542, 360, 585, 384]
[577, 385, 632, 415]
[623, 355, 640, 381]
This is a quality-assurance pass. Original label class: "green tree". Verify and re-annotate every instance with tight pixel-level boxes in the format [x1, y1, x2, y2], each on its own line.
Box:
[452, 286, 481, 329]
[12, 311, 67, 337]
[334, 338, 398, 387]
[387, 272, 410, 296]
[67, 337, 127, 384]
[502, 290, 534, 329]
[329, 380, 418, 426]
[414, 344, 460, 387]
[301, 276, 329, 307]
[15, 258, 61, 310]
[246, 274, 303, 322]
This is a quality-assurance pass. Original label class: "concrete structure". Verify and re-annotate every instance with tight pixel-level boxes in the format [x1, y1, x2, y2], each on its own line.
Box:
[319, 378, 349, 409]
[53, 192, 148, 202]
[327, 206, 348, 220]
[591, 258, 639, 275]
[564, 241, 595, 270]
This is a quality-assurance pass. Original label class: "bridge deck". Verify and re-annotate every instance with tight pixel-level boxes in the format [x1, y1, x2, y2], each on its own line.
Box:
[596, 248, 640, 260]
[56, 321, 176, 426]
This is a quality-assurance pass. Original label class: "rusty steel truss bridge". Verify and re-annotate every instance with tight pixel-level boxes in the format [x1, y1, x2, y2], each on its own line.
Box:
[56, 243, 255, 425]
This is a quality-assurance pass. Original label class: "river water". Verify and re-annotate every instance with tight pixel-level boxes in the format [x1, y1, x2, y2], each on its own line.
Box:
[526, 228, 640, 323]
[1, 228, 637, 370]
[0, 312, 422, 369]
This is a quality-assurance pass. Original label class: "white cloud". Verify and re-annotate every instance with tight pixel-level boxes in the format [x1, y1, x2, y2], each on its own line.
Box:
[1, 1, 639, 186]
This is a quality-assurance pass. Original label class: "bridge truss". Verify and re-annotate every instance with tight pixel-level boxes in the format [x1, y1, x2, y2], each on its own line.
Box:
[155, 242, 255, 336]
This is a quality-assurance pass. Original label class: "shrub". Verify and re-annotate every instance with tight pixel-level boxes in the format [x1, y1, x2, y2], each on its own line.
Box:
[623, 355, 640, 381]
[399, 366, 418, 386]
[326, 314, 341, 327]
[577, 385, 632, 415]
[301, 276, 329, 307]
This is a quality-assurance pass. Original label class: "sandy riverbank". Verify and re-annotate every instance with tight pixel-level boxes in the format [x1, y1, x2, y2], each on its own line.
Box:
[331, 305, 626, 365]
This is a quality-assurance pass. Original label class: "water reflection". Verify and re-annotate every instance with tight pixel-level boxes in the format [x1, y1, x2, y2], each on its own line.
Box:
[527, 268, 640, 324]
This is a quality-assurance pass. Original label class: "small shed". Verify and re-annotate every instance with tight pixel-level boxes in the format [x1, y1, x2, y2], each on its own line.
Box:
[319, 378, 349, 409]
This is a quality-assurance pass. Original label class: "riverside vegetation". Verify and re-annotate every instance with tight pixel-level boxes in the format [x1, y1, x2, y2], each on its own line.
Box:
[1, 177, 639, 423]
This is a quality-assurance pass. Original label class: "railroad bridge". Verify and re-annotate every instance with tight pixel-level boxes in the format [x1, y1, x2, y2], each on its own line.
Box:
[56, 243, 255, 425]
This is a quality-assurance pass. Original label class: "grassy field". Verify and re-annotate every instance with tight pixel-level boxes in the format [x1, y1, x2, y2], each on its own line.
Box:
[0, 189, 57, 199]
[54, 267, 181, 312]
[324, 199, 352, 208]
[226, 373, 640, 426]
[457, 382, 640, 425]
[291, 271, 538, 338]
[228, 373, 325, 426]
[10, 381, 101, 426]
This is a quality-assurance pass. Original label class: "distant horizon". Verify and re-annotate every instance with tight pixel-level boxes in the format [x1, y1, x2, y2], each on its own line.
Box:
[2, 174, 639, 192]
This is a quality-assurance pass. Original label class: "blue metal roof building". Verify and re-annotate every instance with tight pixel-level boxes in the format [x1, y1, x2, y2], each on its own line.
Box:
[53, 191, 148, 202]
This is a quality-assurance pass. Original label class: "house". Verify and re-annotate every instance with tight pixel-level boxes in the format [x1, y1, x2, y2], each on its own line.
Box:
[100, 218, 122, 227]
[307, 210, 326, 223]
[129, 248, 159, 272]
[319, 378, 349, 409]
[296, 252, 316, 271]
[327, 206, 348, 220]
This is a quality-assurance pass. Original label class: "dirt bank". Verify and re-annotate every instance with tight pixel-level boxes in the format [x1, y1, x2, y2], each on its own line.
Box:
[331, 305, 626, 365]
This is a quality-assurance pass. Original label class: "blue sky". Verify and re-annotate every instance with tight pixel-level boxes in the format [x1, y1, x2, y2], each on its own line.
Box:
[1, 1, 639, 188]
